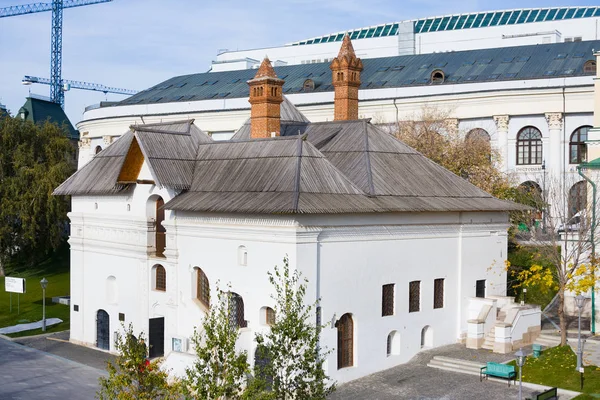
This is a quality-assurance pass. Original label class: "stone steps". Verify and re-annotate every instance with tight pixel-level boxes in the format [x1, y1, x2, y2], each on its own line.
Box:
[533, 334, 561, 348]
[482, 326, 496, 350]
[427, 356, 516, 385]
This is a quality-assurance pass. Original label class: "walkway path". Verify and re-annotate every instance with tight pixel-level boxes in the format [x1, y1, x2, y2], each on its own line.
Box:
[0, 335, 104, 399]
[0, 318, 63, 334]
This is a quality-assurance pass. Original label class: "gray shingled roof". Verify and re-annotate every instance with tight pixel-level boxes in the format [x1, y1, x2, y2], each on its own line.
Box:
[54, 120, 212, 195]
[118, 40, 599, 107]
[55, 117, 522, 213]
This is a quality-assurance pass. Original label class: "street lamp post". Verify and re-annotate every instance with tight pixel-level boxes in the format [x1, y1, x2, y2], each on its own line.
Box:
[575, 294, 586, 371]
[541, 159, 546, 234]
[515, 348, 526, 400]
[40, 278, 48, 332]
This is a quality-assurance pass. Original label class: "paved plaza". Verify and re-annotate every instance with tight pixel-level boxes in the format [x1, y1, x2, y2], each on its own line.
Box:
[330, 344, 578, 400]
[0, 335, 105, 400]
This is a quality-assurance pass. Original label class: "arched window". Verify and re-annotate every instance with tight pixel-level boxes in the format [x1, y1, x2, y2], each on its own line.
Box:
[238, 245, 247, 266]
[196, 268, 210, 308]
[303, 79, 315, 91]
[517, 126, 543, 165]
[153, 265, 166, 291]
[337, 313, 354, 369]
[387, 331, 400, 356]
[584, 60, 596, 75]
[466, 128, 491, 144]
[95, 145, 102, 154]
[570, 126, 591, 164]
[156, 197, 166, 256]
[266, 307, 275, 326]
[254, 344, 273, 386]
[421, 325, 433, 348]
[430, 69, 445, 84]
[229, 292, 247, 328]
[568, 181, 587, 219]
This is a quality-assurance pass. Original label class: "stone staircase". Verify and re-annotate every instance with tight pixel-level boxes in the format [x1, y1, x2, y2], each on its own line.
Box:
[427, 356, 485, 376]
[481, 309, 508, 351]
[482, 326, 495, 350]
[533, 333, 561, 348]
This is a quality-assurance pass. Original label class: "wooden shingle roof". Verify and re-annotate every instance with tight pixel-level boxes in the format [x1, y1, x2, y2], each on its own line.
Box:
[55, 118, 523, 213]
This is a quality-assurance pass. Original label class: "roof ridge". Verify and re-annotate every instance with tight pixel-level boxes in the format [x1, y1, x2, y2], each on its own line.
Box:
[363, 120, 376, 196]
[131, 118, 194, 128]
[292, 136, 304, 210]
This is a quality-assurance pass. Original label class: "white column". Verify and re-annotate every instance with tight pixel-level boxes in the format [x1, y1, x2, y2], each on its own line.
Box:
[545, 112, 563, 177]
[493, 115, 509, 173]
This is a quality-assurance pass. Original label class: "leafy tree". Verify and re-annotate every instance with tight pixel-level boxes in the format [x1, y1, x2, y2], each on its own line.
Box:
[97, 324, 180, 400]
[249, 256, 335, 400]
[0, 116, 74, 276]
[510, 177, 597, 345]
[394, 106, 512, 198]
[183, 284, 249, 399]
[393, 106, 535, 235]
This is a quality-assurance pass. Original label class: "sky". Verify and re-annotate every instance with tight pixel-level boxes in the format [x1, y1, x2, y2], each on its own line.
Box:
[0, 0, 598, 125]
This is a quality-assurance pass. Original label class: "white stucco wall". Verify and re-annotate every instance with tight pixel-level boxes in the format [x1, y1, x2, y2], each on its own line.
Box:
[68, 180, 509, 384]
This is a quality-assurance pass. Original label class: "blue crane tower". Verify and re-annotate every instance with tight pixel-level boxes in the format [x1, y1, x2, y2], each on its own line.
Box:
[1, 0, 115, 108]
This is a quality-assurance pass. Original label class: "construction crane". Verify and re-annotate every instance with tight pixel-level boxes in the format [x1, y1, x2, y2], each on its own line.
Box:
[0, 0, 114, 107]
[22, 76, 138, 96]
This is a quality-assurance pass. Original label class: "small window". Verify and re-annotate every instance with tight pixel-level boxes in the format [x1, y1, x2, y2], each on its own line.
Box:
[119, 313, 125, 322]
[584, 60, 597, 75]
[229, 292, 247, 328]
[95, 145, 102, 154]
[266, 307, 275, 326]
[409, 281, 420, 313]
[155, 265, 166, 291]
[387, 331, 400, 356]
[196, 268, 210, 308]
[382, 284, 395, 316]
[434, 278, 444, 309]
[74, 304, 79, 312]
[430, 69, 445, 84]
[238, 245, 247, 266]
[337, 313, 354, 369]
[476, 280, 486, 298]
[303, 79, 315, 91]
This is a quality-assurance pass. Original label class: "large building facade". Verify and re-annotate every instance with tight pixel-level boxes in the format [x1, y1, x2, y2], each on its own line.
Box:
[212, 7, 600, 71]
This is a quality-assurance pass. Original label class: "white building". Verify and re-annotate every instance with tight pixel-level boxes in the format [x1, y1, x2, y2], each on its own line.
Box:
[212, 7, 600, 71]
[57, 40, 534, 383]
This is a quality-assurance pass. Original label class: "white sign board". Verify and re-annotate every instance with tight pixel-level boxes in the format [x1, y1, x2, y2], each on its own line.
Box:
[5, 277, 26, 294]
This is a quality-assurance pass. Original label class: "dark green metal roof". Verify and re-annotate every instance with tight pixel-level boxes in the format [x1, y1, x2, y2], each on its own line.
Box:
[119, 40, 599, 107]
[18, 97, 79, 140]
[290, 7, 600, 45]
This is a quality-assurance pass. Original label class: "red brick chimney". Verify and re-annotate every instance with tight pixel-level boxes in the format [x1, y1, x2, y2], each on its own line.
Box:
[247, 57, 284, 138]
[330, 35, 363, 121]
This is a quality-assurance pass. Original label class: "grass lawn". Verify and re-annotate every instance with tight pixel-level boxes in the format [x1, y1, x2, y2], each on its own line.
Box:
[0, 247, 70, 337]
[508, 346, 600, 397]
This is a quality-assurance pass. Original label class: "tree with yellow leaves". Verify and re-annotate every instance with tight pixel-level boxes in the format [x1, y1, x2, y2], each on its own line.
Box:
[510, 176, 597, 346]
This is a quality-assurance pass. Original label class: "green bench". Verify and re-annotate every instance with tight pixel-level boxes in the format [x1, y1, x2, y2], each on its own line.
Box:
[480, 362, 516, 386]
[526, 387, 557, 400]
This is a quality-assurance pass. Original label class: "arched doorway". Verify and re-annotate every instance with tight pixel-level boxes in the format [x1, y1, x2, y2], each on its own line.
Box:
[337, 313, 354, 369]
[97, 309, 110, 350]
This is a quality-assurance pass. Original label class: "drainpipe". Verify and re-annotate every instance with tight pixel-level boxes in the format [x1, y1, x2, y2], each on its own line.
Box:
[578, 165, 596, 334]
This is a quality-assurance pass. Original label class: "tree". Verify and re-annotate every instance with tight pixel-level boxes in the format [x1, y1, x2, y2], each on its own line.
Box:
[97, 324, 180, 400]
[0, 116, 74, 276]
[394, 106, 513, 199]
[249, 256, 335, 400]
[510, 176, 597, 345]
[183, 284, 249, 399]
